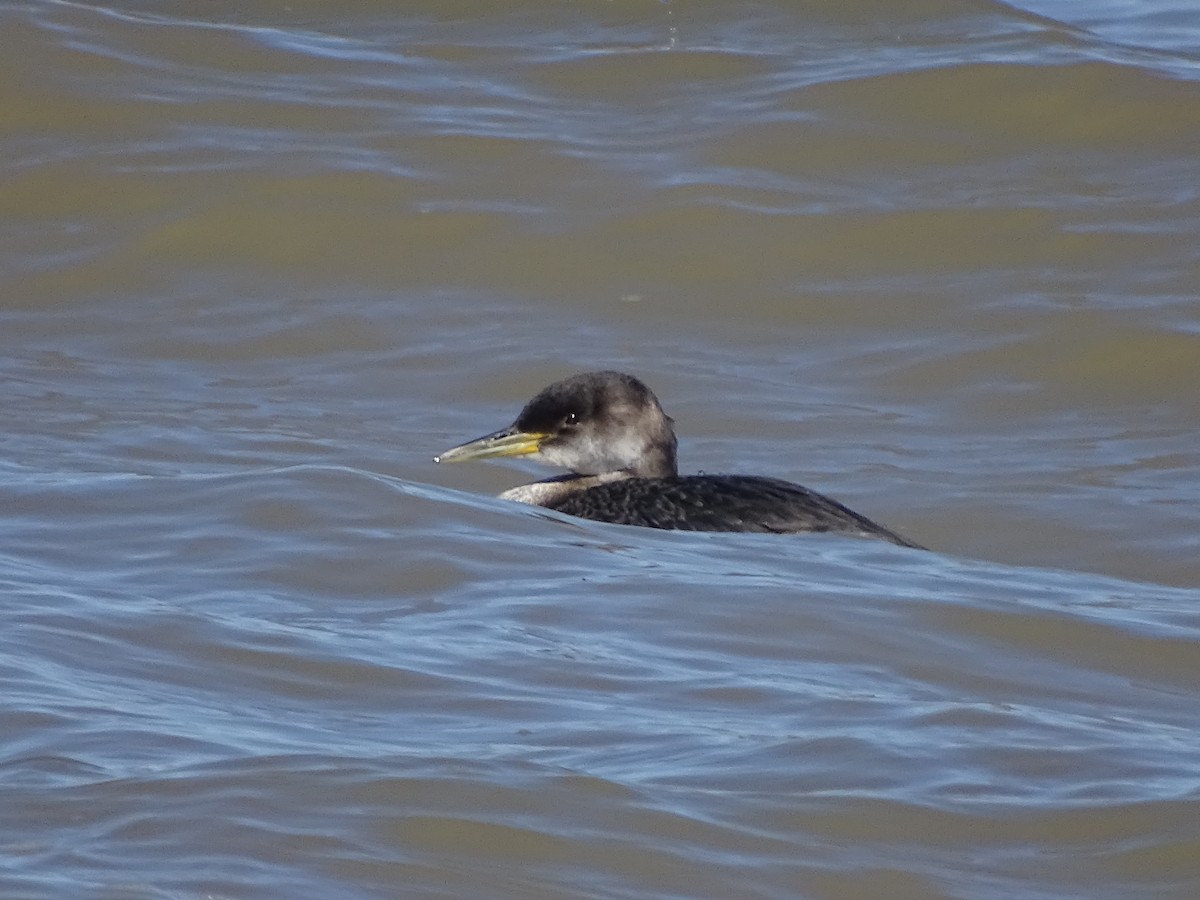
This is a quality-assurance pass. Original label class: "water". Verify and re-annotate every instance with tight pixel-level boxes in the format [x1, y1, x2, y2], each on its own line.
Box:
[2, 1, 1199, 897]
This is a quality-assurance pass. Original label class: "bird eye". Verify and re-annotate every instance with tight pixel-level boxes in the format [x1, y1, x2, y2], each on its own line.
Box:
[563, 412, 579, 426]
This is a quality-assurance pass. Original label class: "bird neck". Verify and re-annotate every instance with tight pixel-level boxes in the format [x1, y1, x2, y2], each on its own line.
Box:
[499, 471, 636, 508]
[629, 431, 677, 478]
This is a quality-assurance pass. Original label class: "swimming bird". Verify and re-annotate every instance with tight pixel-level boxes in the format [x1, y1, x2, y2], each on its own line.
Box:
[435, 370, 923, 548]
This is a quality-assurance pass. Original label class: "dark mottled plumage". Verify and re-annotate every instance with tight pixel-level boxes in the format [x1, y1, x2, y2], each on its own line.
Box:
[549, 474, 922, 545]
[436, 370, 923, 548]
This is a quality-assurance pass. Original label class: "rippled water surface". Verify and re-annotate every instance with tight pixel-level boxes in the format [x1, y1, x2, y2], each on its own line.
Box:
[3, 1, 1200, 898]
